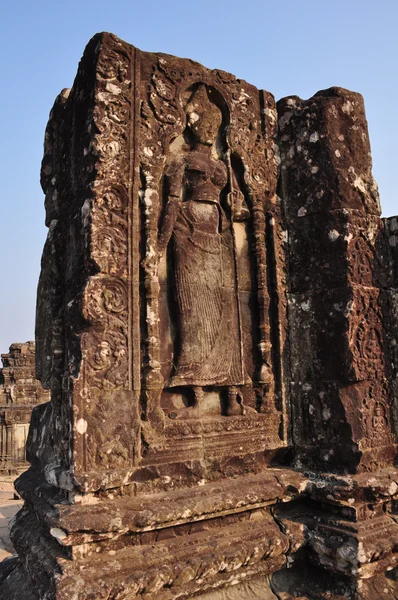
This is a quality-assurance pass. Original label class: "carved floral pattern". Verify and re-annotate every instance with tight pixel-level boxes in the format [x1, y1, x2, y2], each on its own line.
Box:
[84, 331, 128, 390]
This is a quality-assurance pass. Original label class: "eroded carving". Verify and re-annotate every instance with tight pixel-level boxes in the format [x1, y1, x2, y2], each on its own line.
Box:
[349, 288, 385, 380]
[84, 331, 128, 390]
[138, 82, 277, 422]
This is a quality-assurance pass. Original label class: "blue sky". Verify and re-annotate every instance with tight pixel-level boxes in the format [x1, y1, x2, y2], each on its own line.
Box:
[0, 0, 397, 352]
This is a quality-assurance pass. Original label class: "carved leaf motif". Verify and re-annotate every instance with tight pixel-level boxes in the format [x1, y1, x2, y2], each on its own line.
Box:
[213, 69, 236, 84]
[149, 91, 179, 125]
[85, 331, 128, 389]
[102, 187, 128, 212]
[91, 226, 128, 277]
[97, 48, 130, 82]
[104, 97, 130, 124]
[83, 278, 127, 324]
[152, 72, 176, 101]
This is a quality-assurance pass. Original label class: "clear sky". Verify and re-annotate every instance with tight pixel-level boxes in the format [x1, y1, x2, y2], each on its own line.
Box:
[0, 0, 397, 353]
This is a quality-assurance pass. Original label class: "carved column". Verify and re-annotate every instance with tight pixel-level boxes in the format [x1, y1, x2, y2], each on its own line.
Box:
[278, 87, 396, 473]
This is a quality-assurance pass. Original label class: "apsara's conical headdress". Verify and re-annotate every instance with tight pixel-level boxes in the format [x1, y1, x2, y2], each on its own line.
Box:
[185, 84, 222, 145]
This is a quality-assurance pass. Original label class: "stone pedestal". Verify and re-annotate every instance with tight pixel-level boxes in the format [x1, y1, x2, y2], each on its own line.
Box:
[0, 33, 396, 600]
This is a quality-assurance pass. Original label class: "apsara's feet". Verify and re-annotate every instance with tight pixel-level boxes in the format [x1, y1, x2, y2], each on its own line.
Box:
[168, 386, 203, 420]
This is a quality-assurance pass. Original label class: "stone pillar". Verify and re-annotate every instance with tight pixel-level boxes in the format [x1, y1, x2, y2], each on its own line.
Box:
[25, 32, 287, 500]
[278, 88, 396, 473]
[0, 422, 5, 462]
[6, 424, 12, 463]
[275, 88, 398, 599]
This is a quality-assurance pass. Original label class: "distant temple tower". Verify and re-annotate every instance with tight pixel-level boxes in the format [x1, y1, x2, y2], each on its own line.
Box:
[0, 342, 50, 472]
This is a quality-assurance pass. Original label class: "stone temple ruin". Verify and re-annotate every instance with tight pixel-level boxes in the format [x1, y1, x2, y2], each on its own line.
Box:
[0, 31, 398, 599]
[0, 341, 49, 473]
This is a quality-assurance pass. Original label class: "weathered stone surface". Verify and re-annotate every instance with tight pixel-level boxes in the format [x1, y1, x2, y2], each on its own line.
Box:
[196, 575, 279, 599]
[0, 557, 39, 600]
[277, 88, 381, 218]
[29, 32, 287, 497]
[1, 32, 397, 600]
[287, 211, 390, 293]
[290, 380, 396, 472]
[0, 341, 49, 472]
[288, 287, 390, 382]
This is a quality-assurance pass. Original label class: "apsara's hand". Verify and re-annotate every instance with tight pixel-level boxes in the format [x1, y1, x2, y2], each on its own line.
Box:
[227, 190, 250, 222]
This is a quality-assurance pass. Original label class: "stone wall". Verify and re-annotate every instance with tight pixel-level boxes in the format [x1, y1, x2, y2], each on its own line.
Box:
[0, 33, 397, 600]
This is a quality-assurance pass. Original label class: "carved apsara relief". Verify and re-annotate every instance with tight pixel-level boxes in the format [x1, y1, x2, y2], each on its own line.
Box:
[360, 381, 395, 449]
[158, 85, 253, 418]
[69, 39, 284, 475]
[347, 221, 387, 288]
[139, 66, 279, 426]
[348, 288, 385, 380]
[348, 236, 374, 285]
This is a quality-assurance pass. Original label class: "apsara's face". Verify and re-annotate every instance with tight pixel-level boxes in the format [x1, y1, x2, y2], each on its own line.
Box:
[185, 86, 222, 146]
[187, 111, 221, 146]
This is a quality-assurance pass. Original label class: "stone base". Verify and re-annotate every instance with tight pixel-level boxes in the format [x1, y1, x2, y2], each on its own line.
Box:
[0, 466, 397, 599]
[2, 559, 397, 600]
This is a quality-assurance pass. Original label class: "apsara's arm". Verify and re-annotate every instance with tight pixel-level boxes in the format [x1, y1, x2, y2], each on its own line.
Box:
[158, 158, 184, 255]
